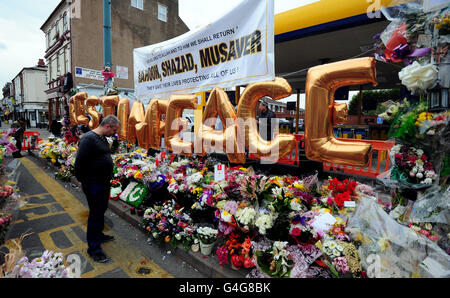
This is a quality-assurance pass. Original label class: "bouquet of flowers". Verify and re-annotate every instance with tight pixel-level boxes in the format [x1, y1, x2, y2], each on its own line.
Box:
[7, 250, 70, 278]
[254, 241, 294, 278]
[390, 144, 437, 185]
[318, 239, 363, 278]
[216, 232, 256, 270]
[196, 226, 218, 245]
[0, 213, 13, 245]
[54, 165, 73, 182]
[326, 177, 358, 210]
[432, 11, 450, 35]
[141, 199, 195, 250]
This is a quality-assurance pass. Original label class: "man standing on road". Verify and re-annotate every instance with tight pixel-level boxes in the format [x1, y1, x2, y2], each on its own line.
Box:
[257, 97, 276, 141]
[74, 115, 121, 263]
[11, 118, 26, 158]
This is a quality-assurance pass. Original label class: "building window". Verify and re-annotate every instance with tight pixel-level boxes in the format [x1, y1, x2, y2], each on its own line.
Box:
[158, 3, 167, 22]
[47, 31, 51, 48]
[131, 0, 143, 10]
[63, 14, 68, 32]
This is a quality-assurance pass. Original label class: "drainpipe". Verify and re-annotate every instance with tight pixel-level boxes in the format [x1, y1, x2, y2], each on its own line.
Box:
[103, 0, 112, 68]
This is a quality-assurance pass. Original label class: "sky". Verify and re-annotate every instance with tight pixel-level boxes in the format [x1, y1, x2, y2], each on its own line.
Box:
[0, 0, 320, 105]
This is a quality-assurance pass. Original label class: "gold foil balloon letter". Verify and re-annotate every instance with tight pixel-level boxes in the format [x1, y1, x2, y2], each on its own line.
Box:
[165, 95, 197, 156]
[128, 101, 146, 146]
[117, 98, 130, 141]
[101, 95, 119, 118]
[305, 57, 377, 166]
[69, 96, 77, 125]
[237, 77, 295, 163]
[74, 92, 89, 126]
[148, 99, 168, 150]
[86, 96, 101, 130]
[195, 88, 245, 164]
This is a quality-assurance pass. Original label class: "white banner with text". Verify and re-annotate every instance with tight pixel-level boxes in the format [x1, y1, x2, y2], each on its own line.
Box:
[134, 0, 274, 100]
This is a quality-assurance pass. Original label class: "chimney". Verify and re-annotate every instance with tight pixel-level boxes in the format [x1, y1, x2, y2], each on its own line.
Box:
[37, 59, 45, 67]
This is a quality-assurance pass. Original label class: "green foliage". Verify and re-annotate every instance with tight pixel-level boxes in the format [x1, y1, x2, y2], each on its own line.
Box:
[348, 89, 402, 115]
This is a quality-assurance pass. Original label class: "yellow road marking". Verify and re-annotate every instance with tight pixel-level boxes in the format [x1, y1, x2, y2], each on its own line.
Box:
[19, 157, 173, 278]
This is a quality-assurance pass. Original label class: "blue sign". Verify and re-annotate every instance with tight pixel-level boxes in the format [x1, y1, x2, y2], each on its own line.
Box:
[377, 117, 383, 124]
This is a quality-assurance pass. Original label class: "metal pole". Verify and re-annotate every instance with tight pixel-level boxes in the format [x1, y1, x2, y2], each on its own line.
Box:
[295, 90, 300, 134]
[358, 85, 363, 125]
[103, 0, 112, 68]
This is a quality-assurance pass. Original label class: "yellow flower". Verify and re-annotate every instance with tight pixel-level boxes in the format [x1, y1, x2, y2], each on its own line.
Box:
[335, 217, 346, 226]
[134, 171, 142, 179]
[239, 167, 247, 172]
[293, 184, 306, 191]
[378, 238, 389, 251]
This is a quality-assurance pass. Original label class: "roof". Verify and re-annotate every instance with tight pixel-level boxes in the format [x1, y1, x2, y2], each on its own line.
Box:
[273, 0, 416, 92]
[40, 0, 66, 31]
[13, 66, 48, 80]
[274, 0, 414, 42]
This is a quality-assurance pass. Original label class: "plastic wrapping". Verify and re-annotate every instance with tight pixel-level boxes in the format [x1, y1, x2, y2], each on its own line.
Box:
[410, 185, 450, 224]
[377, 169, 432, 190]
[347, 196, 450, 278]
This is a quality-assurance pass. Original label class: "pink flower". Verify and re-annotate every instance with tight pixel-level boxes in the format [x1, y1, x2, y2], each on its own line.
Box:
[427, 235, 438, 241]
[327, 197, 334, 205]
[419, 230, 430, 236]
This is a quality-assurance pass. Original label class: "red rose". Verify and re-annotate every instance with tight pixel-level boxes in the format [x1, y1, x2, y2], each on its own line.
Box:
[244, 257, 255, 269]
[291, 227, 302, 237]
[231, 255, 244, 269]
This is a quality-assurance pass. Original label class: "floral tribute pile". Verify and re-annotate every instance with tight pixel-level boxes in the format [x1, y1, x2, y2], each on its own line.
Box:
[110, 147, 446, 278]
[35, 124, 450, 278]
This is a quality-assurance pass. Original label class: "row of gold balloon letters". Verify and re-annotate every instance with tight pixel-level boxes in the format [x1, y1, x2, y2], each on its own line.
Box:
[69, 57, 377, 166]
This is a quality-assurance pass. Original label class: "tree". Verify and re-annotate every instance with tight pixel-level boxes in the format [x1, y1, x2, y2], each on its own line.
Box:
[348, 89, 402, 115]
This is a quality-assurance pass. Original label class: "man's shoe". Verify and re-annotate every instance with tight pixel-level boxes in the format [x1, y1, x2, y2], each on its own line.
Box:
[89, 252, 109, 263]
[101, 234, 115, 243]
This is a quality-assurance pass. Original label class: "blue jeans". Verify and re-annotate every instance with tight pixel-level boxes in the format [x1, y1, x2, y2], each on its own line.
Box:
[81, 182, 110, 255]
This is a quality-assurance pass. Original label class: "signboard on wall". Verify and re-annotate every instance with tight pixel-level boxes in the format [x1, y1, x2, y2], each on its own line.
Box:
[116, 66, 129, 79]
[75, 67, 104, 81]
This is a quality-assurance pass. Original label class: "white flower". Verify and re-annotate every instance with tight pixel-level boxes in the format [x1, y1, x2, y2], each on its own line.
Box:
[175, 233, 182, 241]
[236, 207, 257, 226]
[412, 167, 418, 174]
[423, 178, 433, 184]
[255, 214, 275, 235]
[426, 171, 436, 178]
[416, 172, 423, 179]
[398, 62, 438, 92]
[271, 187, 283, 198]
[290, 198, 303, 212]
[416, 149, 424, 156]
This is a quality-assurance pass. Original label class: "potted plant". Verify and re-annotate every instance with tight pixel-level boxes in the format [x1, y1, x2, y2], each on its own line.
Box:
[196, 226, 218, 256]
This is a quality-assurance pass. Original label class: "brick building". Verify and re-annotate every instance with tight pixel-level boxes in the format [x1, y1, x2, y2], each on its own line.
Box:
[40, 0, 189, 127]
